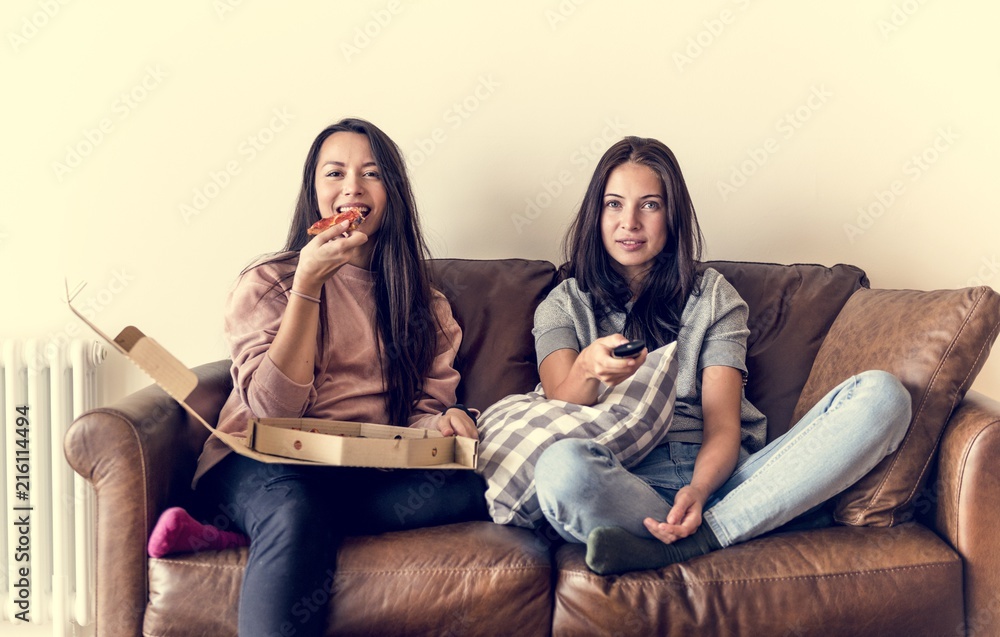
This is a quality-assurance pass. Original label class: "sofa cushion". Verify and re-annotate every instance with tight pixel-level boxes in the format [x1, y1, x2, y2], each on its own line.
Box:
[551, 524, 962, 637]
[792, 286, 1000, 526]
[144, 522, 552, 637]
[704, 261, 870, 440]
[475, 343, 678, 528]
[429, 258, 558, 412]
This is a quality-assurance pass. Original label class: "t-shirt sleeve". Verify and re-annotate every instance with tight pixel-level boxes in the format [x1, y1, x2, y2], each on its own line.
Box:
[698, 271, 750, 377]
[532, 282, 583, 366]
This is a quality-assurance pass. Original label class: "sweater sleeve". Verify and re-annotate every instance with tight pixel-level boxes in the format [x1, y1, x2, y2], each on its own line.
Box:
[407, 290, 463, 430]
[224, 264, 316, 419]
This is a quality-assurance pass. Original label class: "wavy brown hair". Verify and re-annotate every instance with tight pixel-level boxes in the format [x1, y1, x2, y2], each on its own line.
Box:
[564, 136, 704, 348]
[253, 118, 437, 427]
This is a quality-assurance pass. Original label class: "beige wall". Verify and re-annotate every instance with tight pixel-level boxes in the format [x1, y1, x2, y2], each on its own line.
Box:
[4, 0, 999, 403]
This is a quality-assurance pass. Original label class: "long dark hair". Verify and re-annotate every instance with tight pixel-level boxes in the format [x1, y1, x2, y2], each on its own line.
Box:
[564, 136, 704, 348]
[252, 118, 437, 427]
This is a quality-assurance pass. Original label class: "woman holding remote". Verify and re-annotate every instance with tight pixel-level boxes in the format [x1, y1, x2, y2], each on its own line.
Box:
[530, 136, 912, 575]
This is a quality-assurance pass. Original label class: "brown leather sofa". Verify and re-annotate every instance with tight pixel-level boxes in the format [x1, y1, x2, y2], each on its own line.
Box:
[65, 258, 1000, 636]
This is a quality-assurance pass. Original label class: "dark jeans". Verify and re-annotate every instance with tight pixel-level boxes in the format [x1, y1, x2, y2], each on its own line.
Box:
[198, 453, 489, 637]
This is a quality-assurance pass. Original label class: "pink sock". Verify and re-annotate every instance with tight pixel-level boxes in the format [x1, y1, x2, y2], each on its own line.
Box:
[147, 507, 250, 558]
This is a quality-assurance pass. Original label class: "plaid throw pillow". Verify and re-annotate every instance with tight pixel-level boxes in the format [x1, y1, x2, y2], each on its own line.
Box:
[475, 343, 679, 528]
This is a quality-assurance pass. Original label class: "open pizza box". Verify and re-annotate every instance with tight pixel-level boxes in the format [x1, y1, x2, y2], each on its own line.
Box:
[66, 284, 477, 470]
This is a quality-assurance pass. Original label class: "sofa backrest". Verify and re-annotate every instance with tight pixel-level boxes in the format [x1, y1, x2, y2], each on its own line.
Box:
[429, 258, 559, 412]
[705, 261, 869, 440]
[430, 257, 869, 442]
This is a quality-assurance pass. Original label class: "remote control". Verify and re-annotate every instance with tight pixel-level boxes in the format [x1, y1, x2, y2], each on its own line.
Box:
[612, 340, 646, 359]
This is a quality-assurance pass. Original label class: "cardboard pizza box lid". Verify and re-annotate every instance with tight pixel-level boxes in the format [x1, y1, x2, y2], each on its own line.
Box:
[66, 283, 477, 470]
[248, 418, 477, 469]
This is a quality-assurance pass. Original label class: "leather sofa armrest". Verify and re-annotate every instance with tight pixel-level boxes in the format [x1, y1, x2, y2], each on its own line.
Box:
[64, 359, 231, 636]
[934, 390, 1000, 636]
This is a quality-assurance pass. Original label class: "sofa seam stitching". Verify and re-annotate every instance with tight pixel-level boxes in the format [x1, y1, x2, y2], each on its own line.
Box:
[887, 293, 997, 525]
[338, 566, 552, 576]
[854, 289, 985, 525]
[149, 560, 550, 575]
[949, 319, 1000, 539]
[855, 294, 971, 521]
[951, 418, 1000, 559]
[560, 560, 957, 587]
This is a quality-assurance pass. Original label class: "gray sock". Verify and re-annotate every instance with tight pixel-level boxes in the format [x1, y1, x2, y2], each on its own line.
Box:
[585, 524, 722, 575]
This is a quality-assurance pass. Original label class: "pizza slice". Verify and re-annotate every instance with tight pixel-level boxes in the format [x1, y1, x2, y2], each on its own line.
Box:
[307, 207, 367, 236]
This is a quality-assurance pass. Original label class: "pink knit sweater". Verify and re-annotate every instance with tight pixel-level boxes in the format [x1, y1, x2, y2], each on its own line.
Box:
[194, 257, 462, 485]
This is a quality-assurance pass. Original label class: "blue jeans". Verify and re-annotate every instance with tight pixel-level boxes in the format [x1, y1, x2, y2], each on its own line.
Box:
[534, 370, 912, 546]
[198, 454, 488, 637]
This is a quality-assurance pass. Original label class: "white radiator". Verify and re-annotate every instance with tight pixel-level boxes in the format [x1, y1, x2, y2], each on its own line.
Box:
[1, 338, 105, 635]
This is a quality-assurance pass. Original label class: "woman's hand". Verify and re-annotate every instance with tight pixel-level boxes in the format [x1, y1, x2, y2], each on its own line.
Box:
[538, 334, 647, 405]
[575, 335, 647, 388]
[643, 484, 707, 544]
[293, 221, 369, 295]
[265, 221, 367, 385]
[435, 409, 479, 440]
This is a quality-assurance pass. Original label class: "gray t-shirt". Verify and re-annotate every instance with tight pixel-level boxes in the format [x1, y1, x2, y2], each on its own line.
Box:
[532, 268, 767, 455]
